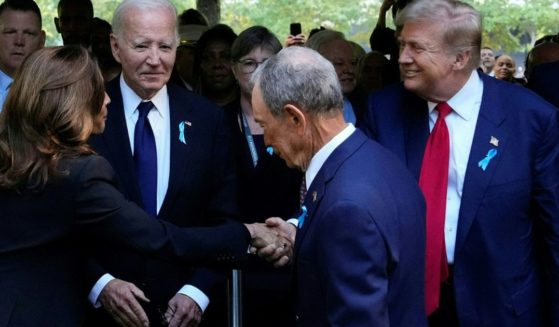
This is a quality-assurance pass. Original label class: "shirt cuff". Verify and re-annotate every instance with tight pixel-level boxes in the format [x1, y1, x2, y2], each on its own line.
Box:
[88, 273, 115, 308]
[177, 285, 209, 312]
[287, 218, 299, 227]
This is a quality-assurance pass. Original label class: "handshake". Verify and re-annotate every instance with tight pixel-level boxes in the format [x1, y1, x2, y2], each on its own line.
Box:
[244, 218, 297, 267]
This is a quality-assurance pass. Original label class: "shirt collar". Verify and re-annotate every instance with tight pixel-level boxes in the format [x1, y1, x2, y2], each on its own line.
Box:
[120, 74, 168, 120]
[305, 123, 356, 190]
[427, 70, 483, 121]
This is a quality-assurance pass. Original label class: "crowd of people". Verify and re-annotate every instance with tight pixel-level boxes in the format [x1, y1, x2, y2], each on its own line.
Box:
[0, 0, 557, 326]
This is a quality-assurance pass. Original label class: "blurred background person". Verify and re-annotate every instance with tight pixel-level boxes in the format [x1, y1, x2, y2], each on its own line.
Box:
[178, 7, 208, 26]
[0, 0, 45, 109]
[369, 0, 410, 84]
[55, 0, 93, 47]
[194, 24, 238, 107]
[306, 29, 368, 125]
[170, 8, 208, 91]
[526, 38, 559, 108]
[524, 38, 559, 81]
[479, 47, 495, 76]
[90, 17, 120, 81]
[227, 25, 301, 327]
[357, 51, 390, 93]
[493, 54, 525, 85]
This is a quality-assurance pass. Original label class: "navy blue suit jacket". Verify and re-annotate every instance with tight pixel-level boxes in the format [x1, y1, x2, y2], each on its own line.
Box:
[88, 78, 237, 310]
[361, 72, 559, 326]
[293, 129, 427, 327]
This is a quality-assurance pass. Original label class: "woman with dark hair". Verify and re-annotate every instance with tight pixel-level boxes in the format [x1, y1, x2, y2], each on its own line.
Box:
[226, 26, 302, 327]
[0, 46, 280, 326]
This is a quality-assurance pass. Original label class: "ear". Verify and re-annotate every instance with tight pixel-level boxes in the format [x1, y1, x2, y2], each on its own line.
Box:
[39, 30, 46, 48]
[453, 49, 471, 71]
[231, 62, 240, 81]
[283, 104, 307, 135]
[54, 17, 61, 33]
[110, 33, 122, 64]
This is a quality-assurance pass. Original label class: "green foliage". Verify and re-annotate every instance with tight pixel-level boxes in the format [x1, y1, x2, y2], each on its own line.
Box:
[35, 0, 559, 54]
[36, 0, 196, 46]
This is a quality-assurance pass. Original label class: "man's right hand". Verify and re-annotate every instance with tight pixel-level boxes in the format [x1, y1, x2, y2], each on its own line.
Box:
[99, 278, 151, 327]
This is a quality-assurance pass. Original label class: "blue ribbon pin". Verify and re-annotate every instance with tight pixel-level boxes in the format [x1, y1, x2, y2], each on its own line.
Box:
[478, 148, 497, 171]
[266, 146, 274, 156]
[297, 205, 308, 229]
[178, 122, 187, 144]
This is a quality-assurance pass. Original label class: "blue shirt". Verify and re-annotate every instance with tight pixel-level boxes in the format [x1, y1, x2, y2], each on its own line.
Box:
[342, 97, 357, 124]
[0, 69, 13, 110]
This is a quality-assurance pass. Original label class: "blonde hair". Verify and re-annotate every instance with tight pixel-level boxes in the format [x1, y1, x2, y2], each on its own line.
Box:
[0, 46, 105, 190]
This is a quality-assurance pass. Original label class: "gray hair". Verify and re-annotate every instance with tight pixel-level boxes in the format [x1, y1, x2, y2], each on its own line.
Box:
[305, 29, 345, 54]
[112, 0, 178, 39]
[251, 46, 343, 117]
[396, 0, 482, 71]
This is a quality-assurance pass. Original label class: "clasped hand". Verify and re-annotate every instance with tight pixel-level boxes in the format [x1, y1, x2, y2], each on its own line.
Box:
[245, 218, 296, 267]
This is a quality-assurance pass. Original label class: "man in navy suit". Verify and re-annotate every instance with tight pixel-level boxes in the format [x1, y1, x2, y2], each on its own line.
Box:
[86, 0, 238, 326]
[361, 0, 559, 326]
[252, 46, 427, 326]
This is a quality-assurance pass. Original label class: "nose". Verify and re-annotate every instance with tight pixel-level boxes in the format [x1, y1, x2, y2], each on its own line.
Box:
[342, 61, 356, 74]
[211, 57, 229, 68]
[146, 47, 161, 65]
[14, 32, 25, 46]
[398, 45, 413, 64]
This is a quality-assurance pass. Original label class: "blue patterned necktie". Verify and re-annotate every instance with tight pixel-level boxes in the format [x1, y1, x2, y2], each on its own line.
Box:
[134, 101, 157, 217]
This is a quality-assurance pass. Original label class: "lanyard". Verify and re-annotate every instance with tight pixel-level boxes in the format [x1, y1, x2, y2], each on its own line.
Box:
[240, 111, 259, 168]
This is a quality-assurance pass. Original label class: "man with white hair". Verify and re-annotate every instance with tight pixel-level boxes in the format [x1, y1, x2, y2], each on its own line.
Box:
[86, 0, 242, 326]
[253, 46, 427, 326]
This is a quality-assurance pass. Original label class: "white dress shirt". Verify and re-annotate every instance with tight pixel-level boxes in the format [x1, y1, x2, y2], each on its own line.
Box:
[287, 124, 356, 227]
[426, 71, 483, 264]
[89, 75, 209, 311]
[305, 124, 356, 190]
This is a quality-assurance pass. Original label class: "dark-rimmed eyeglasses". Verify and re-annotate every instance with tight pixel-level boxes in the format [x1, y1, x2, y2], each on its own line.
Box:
[235, 58, 268, 74]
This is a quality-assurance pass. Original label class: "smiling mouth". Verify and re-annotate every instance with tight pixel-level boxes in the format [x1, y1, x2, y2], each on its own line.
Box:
[403, 70, 419, 77]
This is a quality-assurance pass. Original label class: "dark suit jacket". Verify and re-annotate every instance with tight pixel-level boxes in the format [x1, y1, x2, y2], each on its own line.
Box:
[0, 155, 249, 327]
[293, 129, 427, 327]
[346, 87, 369, 126]
[361, 72, 559, 326]
[87, 78, 238, 315]
[528, 60, 559, 109]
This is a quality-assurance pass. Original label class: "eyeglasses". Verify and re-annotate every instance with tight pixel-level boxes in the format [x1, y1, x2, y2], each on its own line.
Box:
[236, 58, 268, 74]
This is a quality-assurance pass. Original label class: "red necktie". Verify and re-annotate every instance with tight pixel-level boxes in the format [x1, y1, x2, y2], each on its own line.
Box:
[420, 102, 452, 315]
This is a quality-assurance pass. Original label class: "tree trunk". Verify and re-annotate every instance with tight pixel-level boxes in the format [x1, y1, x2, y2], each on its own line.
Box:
[196, 0, 220, 25]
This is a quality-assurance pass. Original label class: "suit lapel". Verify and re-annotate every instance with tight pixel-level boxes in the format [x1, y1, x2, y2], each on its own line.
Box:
[403, 91, 430, 180]
[293, 131, 367, 259]
[455, 74, 508, 255]
[102, 78, 143, 203]
[158, 85, 194, 217]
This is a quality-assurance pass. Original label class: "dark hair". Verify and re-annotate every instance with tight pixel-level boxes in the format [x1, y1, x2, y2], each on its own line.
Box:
[196, 24, 237, 51]
[0, 0, 42, 24]
[92, 17, 111, 32]
[178, 8, 208, 26]
[231, 26, 282, 62]
[57, 0, 93, 16]
[0, 46, 104, 190]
